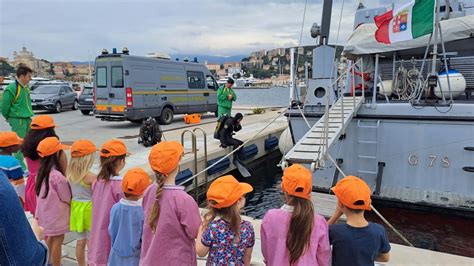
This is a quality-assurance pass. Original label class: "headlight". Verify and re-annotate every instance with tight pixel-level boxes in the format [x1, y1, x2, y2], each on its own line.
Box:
[46, 98, 55, 102]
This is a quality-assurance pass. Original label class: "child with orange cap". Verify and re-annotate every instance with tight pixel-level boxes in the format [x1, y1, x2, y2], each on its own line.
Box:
[88, 139, 128, 266]
[261, 164, 330, 266]
[140, 141, 201, 266]
[22, 114, 58, 217]
[108, 167, 151, 266]
[0, 131, 26, 204]
[196, 175, 255, 266]
[66, 139, 98, 266]
[35, 136, 71, 266]
[328, 176, 391, 266]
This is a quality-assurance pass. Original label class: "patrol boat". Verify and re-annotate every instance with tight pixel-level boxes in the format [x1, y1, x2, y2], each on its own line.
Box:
[282, 0, 474, 217]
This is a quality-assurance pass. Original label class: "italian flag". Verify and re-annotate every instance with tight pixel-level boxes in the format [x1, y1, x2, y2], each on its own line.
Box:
[374, 0, 435, 44]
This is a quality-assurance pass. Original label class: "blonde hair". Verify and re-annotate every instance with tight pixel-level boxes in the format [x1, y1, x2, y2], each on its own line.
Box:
[147, 172, 165, 233]
[203, 201, 242, 243]
[67, 153, 95, 184]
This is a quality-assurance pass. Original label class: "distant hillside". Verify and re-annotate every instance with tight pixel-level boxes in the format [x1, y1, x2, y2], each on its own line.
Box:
[171, 54, 246, 64]
[65, 54, 245, 66]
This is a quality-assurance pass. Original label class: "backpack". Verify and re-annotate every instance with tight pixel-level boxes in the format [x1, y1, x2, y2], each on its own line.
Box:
[213, 115, 229, 140]
[138, 117, 163, 147]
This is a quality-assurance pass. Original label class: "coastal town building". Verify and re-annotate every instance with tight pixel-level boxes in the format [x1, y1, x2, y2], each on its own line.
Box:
[11, 47, 53, 77]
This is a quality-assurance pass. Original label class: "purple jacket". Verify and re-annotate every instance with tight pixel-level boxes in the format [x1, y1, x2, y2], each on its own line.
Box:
[35, 168, 71, 237]
[261, 205, 331, 266]
[88, 176, 124, 266]
[140, 184, 201, 266]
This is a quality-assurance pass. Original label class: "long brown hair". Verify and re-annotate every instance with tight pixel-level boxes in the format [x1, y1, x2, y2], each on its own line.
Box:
[147, 172, 165, 233]
[97, 155, 125, 181]
[35, 151, 66, 198]
[203, 201, 242, 242]
[287, 195, 315, 265]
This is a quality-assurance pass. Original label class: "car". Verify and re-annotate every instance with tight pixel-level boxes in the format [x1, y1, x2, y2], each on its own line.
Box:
[30, 84, 78, 113]
[78, 86, 94, 115]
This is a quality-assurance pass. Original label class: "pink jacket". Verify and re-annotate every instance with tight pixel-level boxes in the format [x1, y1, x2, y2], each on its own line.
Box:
[261, 205, 331, 266]
[140, 184, 201, 266]
[88, 176, 124, 266]
[24, 158, 40, 216]
[35, 168, 71, 237]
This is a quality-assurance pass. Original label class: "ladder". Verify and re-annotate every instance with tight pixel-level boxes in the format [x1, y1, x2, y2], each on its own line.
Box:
[181, 128, 208, 203]
[356, 120, 381, 176]
[284, 96, 364, 164]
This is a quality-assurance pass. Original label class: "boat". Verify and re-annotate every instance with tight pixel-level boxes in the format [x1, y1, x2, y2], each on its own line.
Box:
[282, 0, 474, 218]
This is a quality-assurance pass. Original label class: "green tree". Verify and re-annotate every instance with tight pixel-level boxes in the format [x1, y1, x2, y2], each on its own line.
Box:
[0, 61, 15, 76]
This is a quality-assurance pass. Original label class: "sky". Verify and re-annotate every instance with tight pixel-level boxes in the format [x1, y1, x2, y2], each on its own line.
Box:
[0, 0, 472, 61]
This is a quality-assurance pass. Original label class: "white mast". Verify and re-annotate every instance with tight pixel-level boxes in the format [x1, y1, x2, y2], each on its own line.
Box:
[289, 47, 295, 103]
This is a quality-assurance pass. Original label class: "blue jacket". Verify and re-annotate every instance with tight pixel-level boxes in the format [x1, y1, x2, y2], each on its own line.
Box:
[108, 198, 145, 266]
[0, 171, 48, 265]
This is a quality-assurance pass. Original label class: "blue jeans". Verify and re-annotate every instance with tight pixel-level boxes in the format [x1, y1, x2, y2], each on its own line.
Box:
[0, 171, 48, 265]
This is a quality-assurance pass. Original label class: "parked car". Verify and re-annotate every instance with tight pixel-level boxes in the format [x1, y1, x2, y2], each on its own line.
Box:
[78, 86, 94, 115]
[30, 84, 78, 113]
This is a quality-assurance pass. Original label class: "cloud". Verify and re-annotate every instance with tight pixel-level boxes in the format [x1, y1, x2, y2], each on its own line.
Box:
[2, 0, 471, 61]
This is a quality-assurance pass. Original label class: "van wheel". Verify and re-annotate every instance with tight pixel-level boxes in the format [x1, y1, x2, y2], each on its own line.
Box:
[54, 102, 62, 113]
[158, 107, 174, 125]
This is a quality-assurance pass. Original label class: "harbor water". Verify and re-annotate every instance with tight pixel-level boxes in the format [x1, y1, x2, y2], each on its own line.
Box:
[235, 151, 474, 258]
[234, 86, 290, 107]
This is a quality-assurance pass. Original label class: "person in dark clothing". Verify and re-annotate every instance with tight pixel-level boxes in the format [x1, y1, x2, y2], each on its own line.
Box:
[219, 113, 243, 149]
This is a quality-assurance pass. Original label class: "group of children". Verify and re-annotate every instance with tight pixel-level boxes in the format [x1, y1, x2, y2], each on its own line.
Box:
[0, 114, 391, 266]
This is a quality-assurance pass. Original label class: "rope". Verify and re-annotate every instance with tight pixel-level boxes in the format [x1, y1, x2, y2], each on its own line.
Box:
[325, 154, 415, 247]
[178, 107, 288, 186]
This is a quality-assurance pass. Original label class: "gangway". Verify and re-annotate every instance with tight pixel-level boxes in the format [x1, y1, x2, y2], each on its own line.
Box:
[284, 96, 364, 164]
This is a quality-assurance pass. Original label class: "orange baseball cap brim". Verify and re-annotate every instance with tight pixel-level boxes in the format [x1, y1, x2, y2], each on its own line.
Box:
[0, 132, 23, 148]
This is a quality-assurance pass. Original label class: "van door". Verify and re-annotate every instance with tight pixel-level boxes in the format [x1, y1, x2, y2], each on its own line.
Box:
[186, 70, 207, 113]
[94, 58, 126, 115]
[205, 75, 218, 112]
[109, 64, 125, 114]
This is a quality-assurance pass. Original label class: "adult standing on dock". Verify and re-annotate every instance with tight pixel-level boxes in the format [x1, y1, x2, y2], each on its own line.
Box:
[1, 66, 34, 171]
[217, 78, 236, 117]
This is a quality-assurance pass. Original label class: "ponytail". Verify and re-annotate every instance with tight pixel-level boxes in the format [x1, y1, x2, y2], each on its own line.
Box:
[147, 173, 165, 233]
[287, 196, 314, 265]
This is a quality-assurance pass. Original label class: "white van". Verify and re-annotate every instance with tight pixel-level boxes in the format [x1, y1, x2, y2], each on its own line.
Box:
[94, 49, 218, 124]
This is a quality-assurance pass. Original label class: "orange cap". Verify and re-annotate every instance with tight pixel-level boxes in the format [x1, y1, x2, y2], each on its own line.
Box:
[122, 168, 152, 196]
[331, 176, 372, 210]
[148, 141, 184, 176]
[207, 175, 253, 209]
[281, 164, 312, 200]
[71, 139, 97, 158]
[100, 139, 128, 157]
[37, 137, 69, 158]
[30, 115, 57, 130]
[0, 131, 23, 148]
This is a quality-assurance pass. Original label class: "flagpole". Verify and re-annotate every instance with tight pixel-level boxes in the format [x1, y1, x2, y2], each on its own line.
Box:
[428, 0, 441, 101]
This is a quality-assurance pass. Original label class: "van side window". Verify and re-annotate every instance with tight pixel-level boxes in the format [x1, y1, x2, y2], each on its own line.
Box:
[97, 67, 107, 87]
[111, 66, 124, 88]
[187, 71, 205, 89]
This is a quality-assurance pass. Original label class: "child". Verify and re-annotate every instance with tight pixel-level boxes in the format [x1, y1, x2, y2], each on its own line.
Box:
[140, 141, 201, 265]
[67, 139, 98, 266]
[88, 139, 127, 266]
[328, 175, 391, 266]
[108, 167, 151, 266]
[0, 131, 26, 204]
[34, 136, 71, 266]
[261, 164, 330, 266]
[22, 114, 58, 216]
[196, 175, 255, 266]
